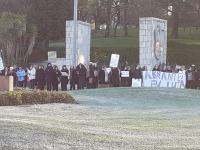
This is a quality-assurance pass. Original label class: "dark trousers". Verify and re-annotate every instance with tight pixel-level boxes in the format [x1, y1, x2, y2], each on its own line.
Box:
[30, 79, 36, 89]
[61, 77, 68, 91]
[70, 79, 76, 90]
[52, 81, 59, 91]
[47, 81, 52, 91]
[37, 81, 45, 90]
[18, 81, 24, 87]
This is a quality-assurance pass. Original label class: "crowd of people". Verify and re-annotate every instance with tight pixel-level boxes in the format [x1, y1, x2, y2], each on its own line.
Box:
[1, 63, 200, 91]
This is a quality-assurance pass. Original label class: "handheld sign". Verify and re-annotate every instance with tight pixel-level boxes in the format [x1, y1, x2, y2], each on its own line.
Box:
[121, 71, 130, 78]
[110, 54, 120, 68]
[132, 79, 142, 88]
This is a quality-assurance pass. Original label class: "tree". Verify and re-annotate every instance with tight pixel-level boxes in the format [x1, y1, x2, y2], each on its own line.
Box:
[0, 12, 37, 66]
[112, 0, 121, 37]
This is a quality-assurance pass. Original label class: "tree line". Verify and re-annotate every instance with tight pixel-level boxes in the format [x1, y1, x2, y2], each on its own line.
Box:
[78, 0, 200, 38]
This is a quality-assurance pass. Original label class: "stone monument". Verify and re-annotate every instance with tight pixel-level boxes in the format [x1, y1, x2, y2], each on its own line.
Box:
[65, 21, 91, 68]
[139, 17, 167, 70]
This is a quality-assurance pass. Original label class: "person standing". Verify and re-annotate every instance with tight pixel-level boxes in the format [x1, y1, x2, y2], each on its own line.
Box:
[28, 65, 36, 89]
[16, 67, 26, 87]
[110, 67, 120, 87]
[60, 65, 69, 91]
[76, 64, 87, 90]
[52, 65, 61, 91]
[45, 63, 54, 91]
[70, 66, 78, 90]
[36, 65, 45, 90]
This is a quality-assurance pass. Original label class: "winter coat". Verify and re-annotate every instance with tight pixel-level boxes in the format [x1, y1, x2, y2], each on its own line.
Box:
[45, 66, 54, 82]
[28, 68, 36, 80]
[16, 69, 26, 81]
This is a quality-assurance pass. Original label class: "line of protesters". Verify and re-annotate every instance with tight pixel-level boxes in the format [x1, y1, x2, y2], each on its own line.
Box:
[1, 63, 200, 90]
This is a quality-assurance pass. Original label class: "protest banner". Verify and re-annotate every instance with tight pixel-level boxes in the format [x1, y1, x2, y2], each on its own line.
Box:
[0, 55, 4, 71]
[110, 54, 120, 68]
[121, 71, 130, 78]
[132, 79, 142, 87]
[143, 71, 186, 89]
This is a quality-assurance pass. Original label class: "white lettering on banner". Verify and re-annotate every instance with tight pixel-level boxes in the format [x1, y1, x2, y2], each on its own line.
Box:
[121, 71, 129, 78]
[143, 71, 186, 89]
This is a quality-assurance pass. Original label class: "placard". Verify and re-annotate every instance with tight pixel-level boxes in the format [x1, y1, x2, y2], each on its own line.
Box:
[110, 54, 120, 68]
[132, 79, 142, 87]
[121, 71, 130, 78]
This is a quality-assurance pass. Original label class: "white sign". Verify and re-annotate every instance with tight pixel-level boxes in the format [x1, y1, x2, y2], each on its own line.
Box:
[110, 54, 120, 68]
[132, 79, 142, 87]
[0, 55, 4, 71]
[143, 71, 186, 89]
[121, 71, 130, 78]
[106, 68, 111, 74]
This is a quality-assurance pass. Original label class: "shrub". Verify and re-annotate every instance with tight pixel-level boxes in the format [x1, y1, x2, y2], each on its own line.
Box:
[0, 90, 76, 106]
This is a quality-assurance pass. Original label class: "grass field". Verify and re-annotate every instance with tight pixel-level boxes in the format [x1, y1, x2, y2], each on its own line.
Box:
[0, 88, 200, 149]
[49, 27, 200, 65]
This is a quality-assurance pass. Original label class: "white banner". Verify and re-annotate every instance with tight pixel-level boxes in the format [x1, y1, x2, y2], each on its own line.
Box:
[0, 55, 4, 71]
[121, 71, 129, 78]
[110, 54, 120, 68]
[143, 71, 186, 89]
[132, 79, 142, 87]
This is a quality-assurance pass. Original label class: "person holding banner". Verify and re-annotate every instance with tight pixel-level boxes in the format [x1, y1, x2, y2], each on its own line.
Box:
[110, 67, 120, 87]
[121, 66, 131, 87]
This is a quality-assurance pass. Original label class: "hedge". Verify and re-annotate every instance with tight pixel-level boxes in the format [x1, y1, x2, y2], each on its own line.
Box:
[0, 90, 76, 106]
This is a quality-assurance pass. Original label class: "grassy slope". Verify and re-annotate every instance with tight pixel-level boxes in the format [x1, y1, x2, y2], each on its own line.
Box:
[49, 27, 200, 65]
[0, 88, 200, 149]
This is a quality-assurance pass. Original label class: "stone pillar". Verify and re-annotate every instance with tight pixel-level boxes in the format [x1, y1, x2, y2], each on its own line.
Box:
[66, 20, 91, 68]
[139, 17, 167, 70]
[0, 76, 13, 91]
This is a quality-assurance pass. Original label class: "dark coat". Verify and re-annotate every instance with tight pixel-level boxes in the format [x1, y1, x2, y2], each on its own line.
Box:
[76, 64, 87, 86]
[36, 68, 45, 84]
[45, 66, 54, 82]
[99, 69, 105, 84]
[111, 68, 120, 87]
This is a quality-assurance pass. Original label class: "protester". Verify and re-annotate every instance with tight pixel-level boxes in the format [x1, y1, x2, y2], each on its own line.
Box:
[76, 63, 87, 90]
[16, 67, 26, 87]
[36, 65, 45, 90]
[52, 65, 61, 91]
[110, 67, 120, 87]
[28, 65, 36, 89]
[70, 66, 78, 90]
[45, 63, 54, 91]
[60, 65, 69, 91]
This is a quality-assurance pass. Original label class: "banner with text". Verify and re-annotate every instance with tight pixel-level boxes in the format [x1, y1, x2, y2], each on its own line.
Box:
[143, 71, 186, 89]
